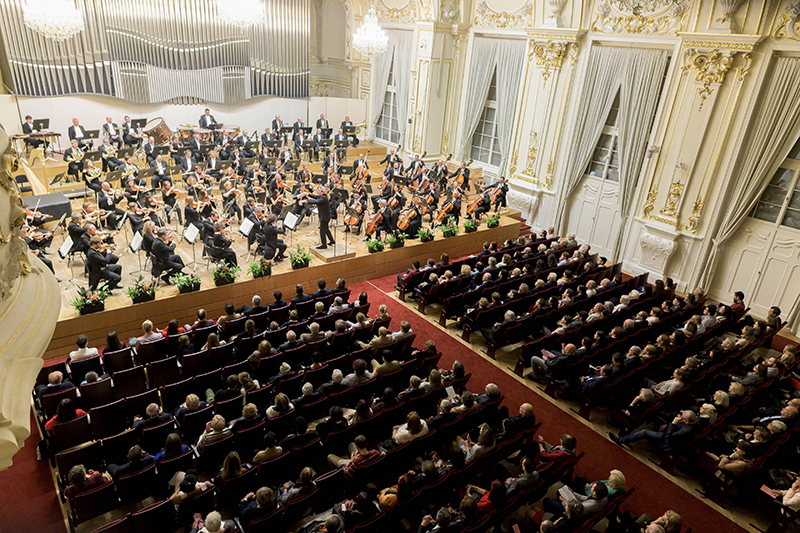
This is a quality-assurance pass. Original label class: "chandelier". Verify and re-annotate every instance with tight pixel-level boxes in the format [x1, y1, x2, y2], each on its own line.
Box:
[353, 4, 388, 58]
[216, 0, 266, 28]
[23, 0, 84, 41]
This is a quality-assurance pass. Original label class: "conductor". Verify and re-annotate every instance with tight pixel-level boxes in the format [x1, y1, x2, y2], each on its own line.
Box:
[301, 186, 335, 250]
[261, 214, 287, 261]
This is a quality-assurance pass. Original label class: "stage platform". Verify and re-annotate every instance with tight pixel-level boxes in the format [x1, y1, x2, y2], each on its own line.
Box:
[43, 210, 521, 360]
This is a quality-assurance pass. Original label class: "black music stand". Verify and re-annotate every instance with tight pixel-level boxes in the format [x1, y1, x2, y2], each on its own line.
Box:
[279, 126, 293, 139]
[245, 141, 258, 152]
[84, 151, 103, 163]
[118, 147, 135, 160]
[138, 168, 156, 190]
[342, 126, 356, 135]
[33, 118, 50, 131]
[199, 144, 214, 156]
[153, 146, 170, 158]
[301, 127, 313, 136]
[106, 169, 123, 184]
[131, 119, 148, 129]
[321, 128, 332, 138]
[218, 161, 233, 173]
[311, 175, 326, 185]
[301, 140, 315, 161]
[266, 141, 281, 151]
[286, 159, 301, 171]
[241, 157, 256, 168]
[263, 157, 277, 168]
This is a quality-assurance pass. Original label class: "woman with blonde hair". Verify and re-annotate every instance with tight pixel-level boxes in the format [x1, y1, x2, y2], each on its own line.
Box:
[421, 369, 443, 392]
[699, 403, 718, 426]
[267, 393, 293, 418]
[202, 333, 221, 350]
[349, 312, 370, 330]
[376, 304, 390, 321]
[580, 469, 625, 499]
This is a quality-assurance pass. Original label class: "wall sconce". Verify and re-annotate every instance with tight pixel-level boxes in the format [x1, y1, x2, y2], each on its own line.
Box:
[645, 144, 660, 158]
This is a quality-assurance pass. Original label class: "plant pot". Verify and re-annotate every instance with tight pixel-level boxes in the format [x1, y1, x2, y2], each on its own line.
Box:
[252, 270, 271, 279]
[442, 230, 456, 238]
[389, 240, 404, 249]
[368, 247, 381, 254]
[215, 278, 235, 287]
[487, 221, 500, 229]
[132, 292, 156, 304]
[420, 235, 434, 243]
[291, 260, 309, 270]
[178, 283, 201, 294]
[464, 226, 478, 233]
[80, 302, 105, 315]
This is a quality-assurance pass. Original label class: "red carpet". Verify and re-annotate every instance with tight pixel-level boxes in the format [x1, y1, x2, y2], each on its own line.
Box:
[0, 412, 66, 533]
[353, 280, 749, 533]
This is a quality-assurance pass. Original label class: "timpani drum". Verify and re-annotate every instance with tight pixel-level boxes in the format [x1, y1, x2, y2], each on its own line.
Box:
[177, 126, 194, 141]
[196, 129, 213, 143]
[143, 117, 173, 144]
[225, 124, 241, 136]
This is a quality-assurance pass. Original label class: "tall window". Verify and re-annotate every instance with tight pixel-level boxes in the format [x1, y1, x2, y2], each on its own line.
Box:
[375, 59, 401, 144]
[469, 71, 501, 167]
[583, 92, 621, 182]
[751, 137, 800, 230]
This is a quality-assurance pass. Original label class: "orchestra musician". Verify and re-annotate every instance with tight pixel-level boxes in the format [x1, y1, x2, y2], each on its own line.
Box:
[486, 176, 509, 209]
[372, 176, 393, 212]
[379, 148, 402, 168]
[87, 236, 122, 291]
[169, 134, 184, 164]
[120, 157, 143, 186]
[297, 164, 312, 185]
[82, 224, 118, 264]
[162, 180, 183, 225]
[279, 145, 292, 165]
[244, 163, 266, 200]
[243, 196, 258, 221]
[384, 161, 403, 182]
[261, 128, 278, 157]
[452, 161, 471, 192]
[22, 115, 45, 151]
[343, 190, 366, 235]
[67, 212, 87, 255]
[206, 151, 222, 180]
[216, 129, 232, 160]
[99, 138, 122, 172]
[98, 182, 125, 229]
[312, 128, 328, 161]
[405, 154, 424, 175]
[260, 214, 287, 261]
[402, 203, 423, 239]
[229, 146, 244, 174]
[269, 188, 290, 217]
[141, 220, 157, 254]
[143, 136, 157, 164]
[238, 130, 254, 158]
[82, 160, 103, 194]
[389, 184, 407, 216]
[292, 117, 304, 138]
[291, 183, 312, 227]
[315, 114, 329, 130]
[258, 146, 273, 170]
[102, 116, 123, 149]
[432, 158, 449, 188]
[372, 199, 395, 240]
[341, 116, 359, 146]
[321, 151, 334, 174]
[23, 227, 55, 276]
[441, 187, 463, 225]
[189, 133, 204, 162]
[333, 128, 348, 160]
[195, 190, 217, 218]
[272, 115, 285, 142]
[150, 154, 169, 189]
[64, 139, 84, 183]
[353, 154, 370, 184]
[199, 108, 218, 130]
[293, 129, 308, 160]
[122, 116, 144, 148]
[68, 118, 92, 150]
[184, 197, 201, 230]
[210, 221, 238, 266]
[423, 180, 440, 212]
[221, 180, 243, 223]
[469, 186, 492, 220]
[125, 203, 146, 235]
[24, 203, 52, 229]
[181, 149, 197, 174]
[153, 228, 186, 283]
[300, 185, 335, 250]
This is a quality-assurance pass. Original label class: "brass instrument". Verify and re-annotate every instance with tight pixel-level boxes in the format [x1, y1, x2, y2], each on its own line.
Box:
[86, 166, 102, 179]
[66, 148, 84, 163]
[102, 145, 117, 160]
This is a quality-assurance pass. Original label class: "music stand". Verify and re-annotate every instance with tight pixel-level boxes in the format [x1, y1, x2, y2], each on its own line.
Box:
[106, 169, 123, 185]
[266, 141, 281, 151]
[311, 174, 326, 184]
[131, 119, 148, 129]
[128, 231, 146, 275]
[199, 144, 214, 156]
[239, 217, 255, 262]
[166, 165, 182, 176]
[302, 140, 315, 161]
[153, 146, 170, 158]
[264, 157, 278, 168]
[342, 126, 356, 135]
[84, 151, 103, 163]
[321, 128, 332, 138]
[245, 141, 258, 152]
[286, 159, 301, 171]
[194, 162, 209, 171]
[118, 147, 135, 160]
[241, 157, 256, 168]
[301, 127, 312, 136]
[279, 126, 293, 139]
[85, 130, 101, 140]
[183, 223, 200, 271]
[33, 118, 50, 131]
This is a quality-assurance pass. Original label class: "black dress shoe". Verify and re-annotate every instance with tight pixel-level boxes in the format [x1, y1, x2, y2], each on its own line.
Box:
[316, 245, 328, 250]
[329, 240, 335, 245]
[525, 375, 539, 383]
[608, 432, 623, 446]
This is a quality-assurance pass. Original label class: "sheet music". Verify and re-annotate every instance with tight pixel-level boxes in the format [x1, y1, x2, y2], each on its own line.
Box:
[239, 217, 254, 236]
[59, 236, 73, 258]
[130, 232, 143, 253]
[184, 224, 200, 244]
[284, 212, 299, 231]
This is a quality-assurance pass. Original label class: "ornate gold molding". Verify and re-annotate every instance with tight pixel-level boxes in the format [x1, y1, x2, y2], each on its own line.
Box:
[509, 152, 519, 177]
[642, 189, 657, 218]
[544, 159, 554, 190]
[772, 3, 800, 42]
[592, 0, 689, 36]
[441, 131, 449, 155]
[513, 174, 540, 186]
[660, 180, 684, 217]
[680, 198, 703, 234]
[524, 139, 538, 175]
[528, 40, 567, 88]
[681, 49, 735, 109]
[474, 0, 533, 29]
[310, 81, 332, 97]
[376, 0, 418, 23]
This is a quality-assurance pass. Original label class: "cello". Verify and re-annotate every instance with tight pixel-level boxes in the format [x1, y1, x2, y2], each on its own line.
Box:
[466, 192, 485, 215]
[365, 211, 383, 236]
[451, 158, 474, 188]
[350, 149, 371, 187]
[344, 197, 363, 227]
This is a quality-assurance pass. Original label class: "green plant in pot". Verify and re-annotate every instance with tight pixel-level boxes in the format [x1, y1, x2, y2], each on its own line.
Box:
[70, 286, 110, 314]
[249, 256, 273, 278]
[441, 217, 459, 238]
[463, 218, 479, 233]
[211, 261, 241, 286]
[418, 227, 435, 243]
[289, 246, 313, 269]
[125, 274, 157, 303]
[487, 211, 501, 228]
[386, 232, 407, 249]
[366, 238, 385, 253]
[173, 272, 202, 293]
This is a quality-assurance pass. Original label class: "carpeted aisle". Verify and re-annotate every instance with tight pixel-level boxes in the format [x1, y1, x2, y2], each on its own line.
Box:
[0, 412, 66, 533]
[352, 278, 749, 533]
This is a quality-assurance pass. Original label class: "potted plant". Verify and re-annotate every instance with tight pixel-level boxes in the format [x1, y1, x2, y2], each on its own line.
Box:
[487, 211, 501, 228]
[366, 238, 385, 253]
[70, 286, 110, 315]
[173, 272, 202, 294]
[249, 256, 273, 278]
[126, 274, 157, 304]
[386, 232, 406, 249]
[418, 227, 435, 243]
[212, 261, 242, 286]
[463, 219, 479, 233]
[441, 218, 460, 238]
[289, 247, 313, 270]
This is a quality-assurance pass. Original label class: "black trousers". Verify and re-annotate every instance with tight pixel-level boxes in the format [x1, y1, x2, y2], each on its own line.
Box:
[319, 219, 334, 247]
[262, 240, 287, 260]
[93, 264, 122, 290]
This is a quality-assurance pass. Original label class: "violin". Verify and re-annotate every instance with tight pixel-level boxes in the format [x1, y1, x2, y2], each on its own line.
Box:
[26, 209, 52, 220]
[25, 228, 53, 241]
[365, 211, 383, 236]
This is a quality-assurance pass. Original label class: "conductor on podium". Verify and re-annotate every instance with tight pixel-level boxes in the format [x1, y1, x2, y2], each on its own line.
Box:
[301, 186, 335, 250]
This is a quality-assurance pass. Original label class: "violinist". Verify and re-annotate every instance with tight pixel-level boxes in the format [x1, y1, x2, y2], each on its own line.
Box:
[371, 176, 393, 213]
[185, 175, 201, 199]
[22, 227, 55, 275]
[246, 206, 266, 248]
[99, 138, 122, 172]
[144, 196, 165, 227]
[343, 190, 366, 235]
[67, 212, 88, 255]
[312, 127, 327, 162]
[24, 204, 52, 228]
[194, 167, 213, 190]
[260, 214, 287, 261]
[97, 184, 123, 229]
[196, 190, 217, 218]
[244, 161, 265, 195]
[150, 155, 169, 189]
[141, 220, 157, 253]
[82, 224, 118, 263]
[153, 227, 185, 283]
[291, 183, 312, 226]
[162, 180, 183, 225]
[451, 161, 471, 192]
[126, 203, 146, 235]
[211, 221, 238, 266]
[269, 189, 290, 217]
[87, 236, 122, 291]
[297, 164, 313, 185]
[221, 180, 243, 223]
[82, 202, 110, 229]
[243, 196, 258, 221]
[184, 197, 201, 231]
[353, 153, 370, 184]
[378, 147, 402, 168]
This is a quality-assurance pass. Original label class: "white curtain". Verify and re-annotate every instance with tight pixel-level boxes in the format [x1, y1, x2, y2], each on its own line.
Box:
[457, 38, 499, 161]
[392, 30, 414, 147]
[494, 40, 527, 174]
[698, 56, 800, 289]
[612, 48, 670, 258]
[368, 38, 396, 140]
[553, 46, 625, 232]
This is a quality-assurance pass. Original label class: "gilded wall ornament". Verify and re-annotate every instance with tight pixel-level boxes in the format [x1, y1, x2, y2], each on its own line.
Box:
[524, 143, 538, 175]
[440, 0, 459, 23]
[528, 40, 567, 88]
[509, 153, 519, 176]
[592, 0, 689, 35]
[413, 135, 423, 153]
[643, 189, 657, 218]
[310, 81, 332, 97]
[681, 198, 703, 234]
[773, 2, 800, 41]
[376, 0, 418, 23]
[474, 0, 533, 29]
[441, 131, 449, 154]
[682, 49, 734, 109]
[660, 180, 684, 217]
[544, 159, 554, 190]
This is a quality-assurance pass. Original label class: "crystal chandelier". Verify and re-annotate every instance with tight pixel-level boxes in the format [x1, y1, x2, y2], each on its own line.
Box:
[23, 0, 84, 41]
[353, 4, 388, 58]
[216, 0, 266, 28]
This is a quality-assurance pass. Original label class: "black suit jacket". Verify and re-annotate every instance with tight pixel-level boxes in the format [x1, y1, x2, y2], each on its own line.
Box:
[272, 119, 284, 132]
[199, 115, 217, 129]
[103, 123, 120, 138]
[23, 122, 35, 134]
[304, 194, 331, 222]
[68, 125, 86, 141]
[263, 224, 285, 249]
[152, 238, 176, 264]
[315, 119, 329, 130]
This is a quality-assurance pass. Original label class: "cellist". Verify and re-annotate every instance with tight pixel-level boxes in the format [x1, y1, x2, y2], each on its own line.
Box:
[353, 153, 370, 184]
[451, 160, 471, 192]
[371, 175, 393, 213]
[343, 190, 366, 235]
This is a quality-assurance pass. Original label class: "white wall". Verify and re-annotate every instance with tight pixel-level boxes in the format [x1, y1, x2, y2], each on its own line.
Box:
[308, 97, 367, 126]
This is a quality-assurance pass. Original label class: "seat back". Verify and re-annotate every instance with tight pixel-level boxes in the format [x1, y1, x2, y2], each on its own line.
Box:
[123, 389, 160, 422]
[52, 415, 92, 454]
[208, 343, 235, 369]
[234, 420, 267, 462]
[103, 347, 134, 374]
[101, 428, 139, 466]
[89, 515, 132, 533]
[246, 505, 284, 533]
[294, 299, 316, 320]
[160, 378, 194, 412]
[176, 487, 216, 530]
[140, 419, 177, 455]
[180, 350, 209, 377]
[117, 462, 157, 503]
[157, 448, 194, 486]
[137, 337, 168, 365]
[90, 400, 128, 440]
[282, 486, 319, 525]
[80, 378, 115, 410]
[222, 315, 248, 340]
[276, 372, 304, 399]
[197, 433, 235, 473]
[56, 441, 103, 487]
[113, 366, 147, 399]
[42, 387, 79, 419]
[238, 333, 266, 359]
[299, 396, 329, 423]
[70, 356, 104, 385]
[71, 481, 118, 528]
[219, 466, 258, 512]
[192, 324, 218, 348]
[130, 498, 176, 533]
[179, 404, 214, 442]
[148, 357, 181, 389]
[266, 408, 296, 437]
[256, 451, 292, 488]
[215, 394, 245, 423]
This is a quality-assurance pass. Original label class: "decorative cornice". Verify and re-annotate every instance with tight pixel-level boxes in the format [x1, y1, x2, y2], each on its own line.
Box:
[376, 0, 418, 23]
[679, 32, 764, 52]
[681, 49, 735, 109]
[474, 0, 533, 29]
[526, 28, 585, 43]
[592, 0, 689, 36]
[528, 40, 567, 87]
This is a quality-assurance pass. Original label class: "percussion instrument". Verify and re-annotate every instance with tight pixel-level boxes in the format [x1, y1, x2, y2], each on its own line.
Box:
[224, 124, 241, 137]
[177, 127, 194, 140]
[144, 117, 173, 144]
[196, 129, 214, 143]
